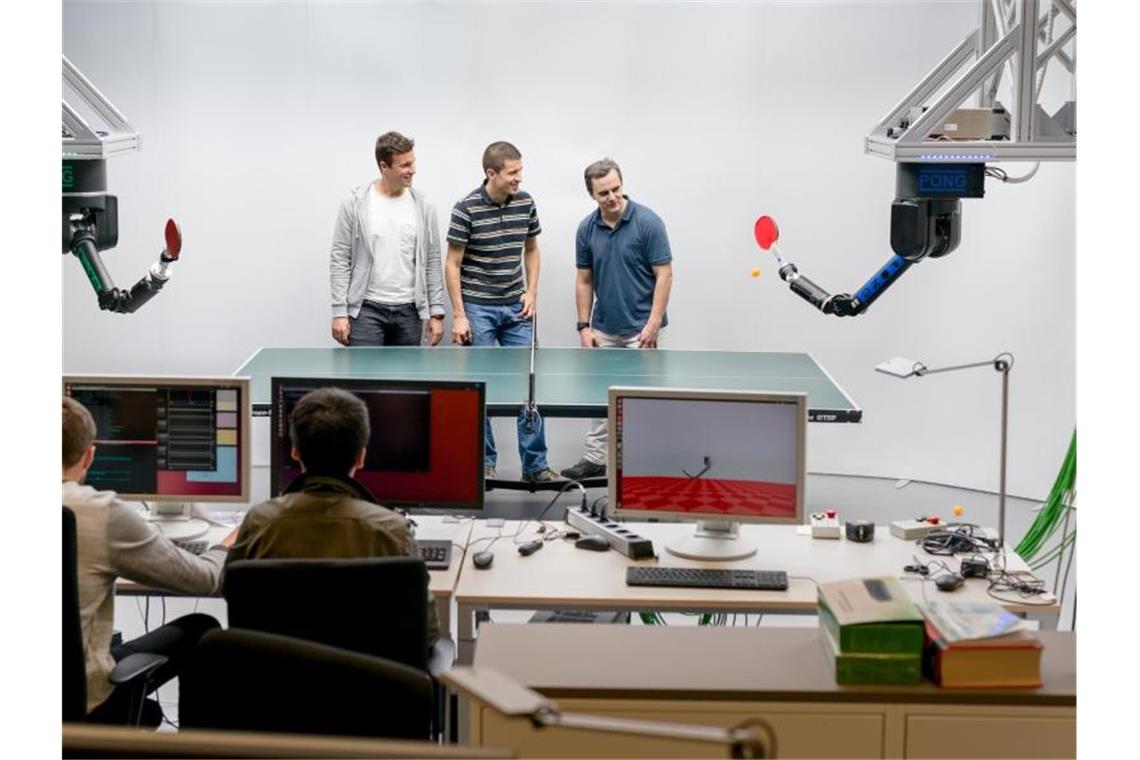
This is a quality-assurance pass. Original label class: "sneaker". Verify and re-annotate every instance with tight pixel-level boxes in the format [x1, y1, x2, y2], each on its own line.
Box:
[560, 459, 606, 480]
[484, 465, 497, 479]
[522, 467, 564, 483]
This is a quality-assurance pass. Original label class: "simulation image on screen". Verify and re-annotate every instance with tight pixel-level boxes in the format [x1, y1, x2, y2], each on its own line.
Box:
[615, 396, 801, 519]
[63, 378, 247, 500]
[271, 378, 485, 511]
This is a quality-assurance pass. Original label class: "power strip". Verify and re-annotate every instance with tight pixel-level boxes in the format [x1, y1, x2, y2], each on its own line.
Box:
[564, 508, 656, 560]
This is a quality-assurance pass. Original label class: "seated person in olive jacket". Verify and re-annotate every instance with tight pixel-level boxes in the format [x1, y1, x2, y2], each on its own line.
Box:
[226, 386, 440, 643]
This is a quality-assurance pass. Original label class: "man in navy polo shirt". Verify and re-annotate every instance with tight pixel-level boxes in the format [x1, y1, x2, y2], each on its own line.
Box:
[561, 158, 674, 481]
[445, 141, 561, 483]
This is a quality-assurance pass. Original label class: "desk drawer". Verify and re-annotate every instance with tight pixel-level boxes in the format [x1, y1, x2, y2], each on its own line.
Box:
[905, 711, 1076, 759]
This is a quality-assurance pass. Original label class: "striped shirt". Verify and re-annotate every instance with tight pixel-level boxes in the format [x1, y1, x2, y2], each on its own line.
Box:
[448, 182, 541, 304]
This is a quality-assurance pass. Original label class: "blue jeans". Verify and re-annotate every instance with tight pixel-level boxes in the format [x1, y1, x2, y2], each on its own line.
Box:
[465, 301, 549, 475]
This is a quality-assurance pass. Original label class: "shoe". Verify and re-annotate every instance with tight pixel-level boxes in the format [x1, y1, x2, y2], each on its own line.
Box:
[484, 465, 497, 479]
[522, 467, 563, 483]
[560, 459, 606, 480]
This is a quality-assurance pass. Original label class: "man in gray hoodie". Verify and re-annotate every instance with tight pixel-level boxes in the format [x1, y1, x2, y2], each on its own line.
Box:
[330, 131, 446, 346]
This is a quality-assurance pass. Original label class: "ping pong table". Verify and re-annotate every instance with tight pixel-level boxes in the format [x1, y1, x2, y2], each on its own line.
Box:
[235, 346, 861, 422]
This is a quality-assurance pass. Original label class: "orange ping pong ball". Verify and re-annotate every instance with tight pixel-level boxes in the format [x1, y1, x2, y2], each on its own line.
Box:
[751, 268, 761, 278]
[952, 504, 964, 517]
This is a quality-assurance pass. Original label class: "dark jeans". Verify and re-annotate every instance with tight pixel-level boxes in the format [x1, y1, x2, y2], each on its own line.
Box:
[349, 301, 423, 346]
[86, 612, 220, 726]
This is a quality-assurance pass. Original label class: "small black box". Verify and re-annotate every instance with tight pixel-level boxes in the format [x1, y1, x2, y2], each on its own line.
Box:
[845, 520, 875, 543]
[960, 557, 991, 578]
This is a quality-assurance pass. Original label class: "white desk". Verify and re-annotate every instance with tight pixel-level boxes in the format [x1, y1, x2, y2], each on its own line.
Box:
[453, 520, 1060, 665]
[116, 515, 475, 637]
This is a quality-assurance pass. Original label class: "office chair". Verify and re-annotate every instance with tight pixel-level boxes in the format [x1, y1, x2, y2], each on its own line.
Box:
[223, 557, 454, 734]
[179, 628, 434, 740]
[63, 507, 167, 726]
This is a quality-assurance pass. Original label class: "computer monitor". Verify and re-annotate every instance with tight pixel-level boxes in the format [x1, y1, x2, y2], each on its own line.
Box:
[62, 375, 252, 506]
[608, 387, 806, 561]
[270, 377, 485, 513]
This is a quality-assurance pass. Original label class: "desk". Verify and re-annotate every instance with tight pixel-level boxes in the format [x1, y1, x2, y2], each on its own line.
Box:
[454, 520, 1060, 665]
[235, 347, 862, 422]
[467, 624, 1075, 759]
[116, 515, 475, 637]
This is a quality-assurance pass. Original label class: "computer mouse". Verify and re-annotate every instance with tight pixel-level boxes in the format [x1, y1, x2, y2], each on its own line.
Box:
[575, 535, 611, 552]
[934, 572, 964, 591]
[472, 551, 494, 569]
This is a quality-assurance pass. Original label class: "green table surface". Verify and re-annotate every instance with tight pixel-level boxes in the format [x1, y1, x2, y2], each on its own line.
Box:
[236, 346, 861, 422]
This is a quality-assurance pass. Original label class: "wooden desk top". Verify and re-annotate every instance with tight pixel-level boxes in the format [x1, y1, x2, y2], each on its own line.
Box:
[454, 520, 1059, 617]
[474, 623, 1076, 707]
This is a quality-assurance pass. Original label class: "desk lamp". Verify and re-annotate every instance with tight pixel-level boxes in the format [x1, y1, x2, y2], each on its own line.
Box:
[444, 666, 773, 758]
[875, 353, 1013, 549]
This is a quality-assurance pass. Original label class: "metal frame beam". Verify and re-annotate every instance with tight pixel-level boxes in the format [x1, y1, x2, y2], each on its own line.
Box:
[62, 56, 140, 159]
[866, 0, 1075, 164]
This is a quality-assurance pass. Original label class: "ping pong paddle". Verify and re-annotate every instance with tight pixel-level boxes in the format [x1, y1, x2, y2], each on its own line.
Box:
[753, 215, 779, 251]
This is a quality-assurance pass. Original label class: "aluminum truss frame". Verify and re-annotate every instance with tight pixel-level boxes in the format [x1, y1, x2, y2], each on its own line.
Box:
[865, 0, 1075, 163]
[62, 56, 141, 159]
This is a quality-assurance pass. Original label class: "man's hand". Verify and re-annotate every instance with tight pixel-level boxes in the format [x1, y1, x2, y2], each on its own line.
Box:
[218, 525, 240, 549]
[519, 291, 537, 320]
[452, 314, 472, 345]
[637, 319, 661, 349]
[427, 316, 444, 346]
[331, 317, 350, 346]
[579, 327, 598, 348]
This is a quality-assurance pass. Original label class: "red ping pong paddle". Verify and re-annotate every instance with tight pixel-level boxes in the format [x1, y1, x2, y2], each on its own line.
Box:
[753, 215, 779, 250]
[164, 219, 182, 260]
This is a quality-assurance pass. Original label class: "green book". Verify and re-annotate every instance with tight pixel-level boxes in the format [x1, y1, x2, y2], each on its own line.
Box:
[820, 623, 923, 685]
[817, 577, 925, 655]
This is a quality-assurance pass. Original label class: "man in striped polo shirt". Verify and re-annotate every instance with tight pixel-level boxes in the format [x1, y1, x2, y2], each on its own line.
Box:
[445, 141, 561, 483]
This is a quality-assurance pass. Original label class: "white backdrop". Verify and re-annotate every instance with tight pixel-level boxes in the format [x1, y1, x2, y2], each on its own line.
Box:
[62, 0, 1075, 500]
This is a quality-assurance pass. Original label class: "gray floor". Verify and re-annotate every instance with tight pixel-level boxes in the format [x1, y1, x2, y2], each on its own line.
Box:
[122, 471, 1075, 727]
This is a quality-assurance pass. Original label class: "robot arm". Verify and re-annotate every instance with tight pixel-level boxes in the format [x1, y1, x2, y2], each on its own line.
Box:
[63, 56, 182, 314]
[759, 162, 978, 318]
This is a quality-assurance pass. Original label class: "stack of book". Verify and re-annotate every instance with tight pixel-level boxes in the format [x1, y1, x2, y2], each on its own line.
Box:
[922, 601, 1043, 688]
[818, 577, 925, 685]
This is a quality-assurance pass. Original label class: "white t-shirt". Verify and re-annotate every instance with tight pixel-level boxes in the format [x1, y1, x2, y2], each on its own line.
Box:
[364, 185, 417, 304]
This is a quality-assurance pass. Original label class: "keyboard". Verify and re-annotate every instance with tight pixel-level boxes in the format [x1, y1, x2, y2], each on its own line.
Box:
[174, 538, 209, 556]
[416, 539, 452, 570]
[626, 566, 788, 591]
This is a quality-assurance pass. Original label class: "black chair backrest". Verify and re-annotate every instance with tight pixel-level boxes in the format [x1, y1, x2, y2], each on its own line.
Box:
[63, 506, 87, 722]
[180, 628, 433, 740]
[223, 557, 430, 671]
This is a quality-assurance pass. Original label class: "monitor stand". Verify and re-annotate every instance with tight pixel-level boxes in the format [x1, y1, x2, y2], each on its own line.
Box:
[147, 502, 209, 541]
[665, 520, 757, 561]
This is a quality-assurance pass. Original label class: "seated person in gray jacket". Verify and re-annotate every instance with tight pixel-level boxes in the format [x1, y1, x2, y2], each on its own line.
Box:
[62, 397, 239, 725]
[226, 387, 441, 643]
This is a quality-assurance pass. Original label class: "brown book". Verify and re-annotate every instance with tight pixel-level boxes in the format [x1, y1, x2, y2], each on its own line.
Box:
[925, 619, 1043, 688]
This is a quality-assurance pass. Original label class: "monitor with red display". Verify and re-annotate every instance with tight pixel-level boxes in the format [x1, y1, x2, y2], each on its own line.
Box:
[608, 386, 806, 561]
[270, 377, 485, 512]
[63, 374, 251, 503]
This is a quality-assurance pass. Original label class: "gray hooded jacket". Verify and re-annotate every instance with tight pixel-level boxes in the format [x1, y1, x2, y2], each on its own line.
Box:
[329, 183, 445, 321]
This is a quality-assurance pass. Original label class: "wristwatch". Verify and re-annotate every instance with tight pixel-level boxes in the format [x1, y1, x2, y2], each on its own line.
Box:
[576, 322, 590, 331]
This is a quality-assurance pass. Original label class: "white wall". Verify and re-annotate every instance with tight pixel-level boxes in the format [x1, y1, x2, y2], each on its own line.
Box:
[62, 0, 1075, 499]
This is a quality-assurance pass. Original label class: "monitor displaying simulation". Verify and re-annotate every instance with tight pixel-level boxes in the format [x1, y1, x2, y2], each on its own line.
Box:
[611, 389, 805, 522]
[270, 377, 485, 511]
[63, 375, 251, 502]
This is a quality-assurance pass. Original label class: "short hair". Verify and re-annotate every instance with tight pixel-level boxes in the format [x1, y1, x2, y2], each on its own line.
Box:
[63, 397, 96, 468]
[482, 141, 522, 174]
[375, 131, 415, 169]
[584, 158, 623, 194]
[289, 388, 371, 475]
